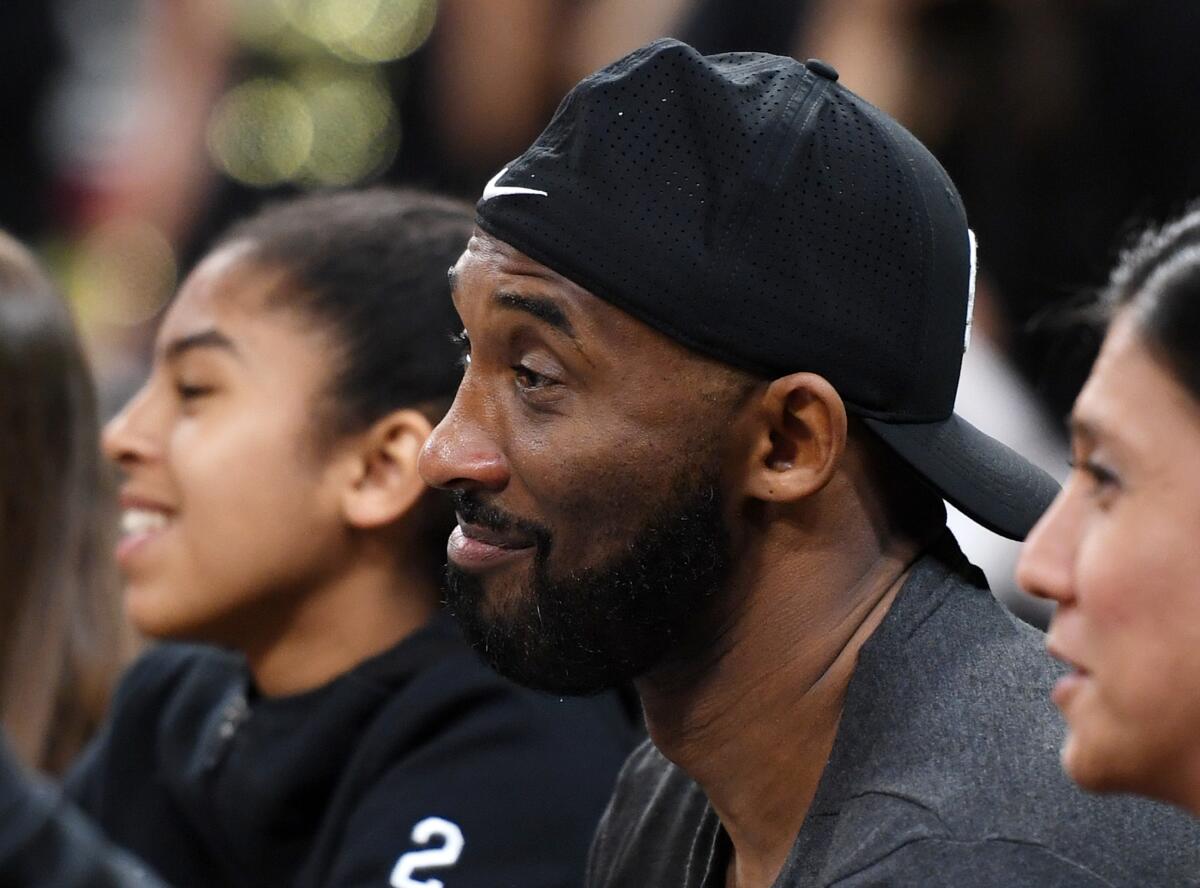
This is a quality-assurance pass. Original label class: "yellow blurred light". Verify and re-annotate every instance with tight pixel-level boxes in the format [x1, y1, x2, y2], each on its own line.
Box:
[337, 0, 438, 63]
[310, 0, 382, 45]
[69, 219, 177, 326]
[300, 76, 400, 185]
[207, 78, 315, 186]
[231, 0, 290, 51]
[275, 0, 437, 63]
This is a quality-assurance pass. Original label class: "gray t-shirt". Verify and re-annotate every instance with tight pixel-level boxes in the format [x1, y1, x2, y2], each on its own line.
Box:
[587, 535, 1200, 887]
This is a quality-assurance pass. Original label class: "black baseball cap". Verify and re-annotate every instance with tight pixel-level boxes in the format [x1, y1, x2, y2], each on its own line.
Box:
[475, 38, 1058, 541]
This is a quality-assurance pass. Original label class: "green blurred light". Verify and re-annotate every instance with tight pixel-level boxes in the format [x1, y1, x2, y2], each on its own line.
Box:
[310, 0, 382, 45]
[231, 0, 290, 51]
[300, 75, 400, 185]
[207, 78, 315, 186]
[338, 0, 438, 63]
[71, 219, 177, 326]
[273, 0, 437, 63]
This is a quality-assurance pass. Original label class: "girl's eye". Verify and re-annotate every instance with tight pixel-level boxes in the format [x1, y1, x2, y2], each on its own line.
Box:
[175, 383, 213, 401]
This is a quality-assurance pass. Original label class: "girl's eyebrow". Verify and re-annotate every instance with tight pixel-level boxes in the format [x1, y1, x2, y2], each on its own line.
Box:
[161, 328, 242, 363]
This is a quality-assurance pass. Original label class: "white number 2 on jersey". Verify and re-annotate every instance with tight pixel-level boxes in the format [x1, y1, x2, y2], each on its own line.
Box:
[389, 817, 465, 888]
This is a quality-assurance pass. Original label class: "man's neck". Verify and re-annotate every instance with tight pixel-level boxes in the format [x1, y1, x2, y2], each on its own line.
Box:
[637, 533, 923, 888]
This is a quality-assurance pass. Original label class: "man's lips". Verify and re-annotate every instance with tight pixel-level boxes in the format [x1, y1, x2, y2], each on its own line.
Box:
[456, 516, 534, 548]
[447, 516, 535, 572]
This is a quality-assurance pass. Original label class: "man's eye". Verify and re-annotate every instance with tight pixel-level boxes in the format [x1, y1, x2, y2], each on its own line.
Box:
[451, 330, 471, 368]
[513, 365, 551, 390]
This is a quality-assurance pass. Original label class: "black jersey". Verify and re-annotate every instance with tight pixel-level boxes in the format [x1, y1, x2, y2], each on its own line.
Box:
[66, 613, 636, 887]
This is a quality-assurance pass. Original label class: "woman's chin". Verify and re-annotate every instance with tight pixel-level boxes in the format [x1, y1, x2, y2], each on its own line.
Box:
[1060, 722, 1163, 800]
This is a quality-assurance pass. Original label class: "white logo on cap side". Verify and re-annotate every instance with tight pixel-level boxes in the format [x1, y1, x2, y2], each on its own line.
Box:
[963, 228, 978, 353]
[480, 167, 548, 202]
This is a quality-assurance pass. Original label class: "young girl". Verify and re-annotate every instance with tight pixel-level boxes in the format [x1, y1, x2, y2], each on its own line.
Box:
[66, 189, 635, 887]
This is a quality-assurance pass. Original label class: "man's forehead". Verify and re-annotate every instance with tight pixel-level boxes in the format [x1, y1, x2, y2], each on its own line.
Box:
[458, 230, 573, 286]
[452, 231, 605, 330]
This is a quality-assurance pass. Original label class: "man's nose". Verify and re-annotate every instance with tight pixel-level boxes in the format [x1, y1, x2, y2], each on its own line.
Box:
[418, 394, 510, 493]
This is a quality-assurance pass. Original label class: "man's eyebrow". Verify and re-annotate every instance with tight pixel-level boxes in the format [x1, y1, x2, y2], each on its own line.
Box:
[494, 291, 577, 340]
[447, 266, 458, 292]
[162, 329, 240, 362]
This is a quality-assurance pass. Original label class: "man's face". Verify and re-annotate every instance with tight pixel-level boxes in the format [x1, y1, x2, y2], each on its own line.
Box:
[418, 233, 750, 694]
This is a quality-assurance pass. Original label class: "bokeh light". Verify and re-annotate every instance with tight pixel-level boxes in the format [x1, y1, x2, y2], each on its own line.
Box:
[298, 73, 400, 185]
[230, 1, 291, 52]
[68, 219, 177, 327]
[211, 0, 435, 190]
[207, 78, 315, 187]
[275, 0, 438, 64]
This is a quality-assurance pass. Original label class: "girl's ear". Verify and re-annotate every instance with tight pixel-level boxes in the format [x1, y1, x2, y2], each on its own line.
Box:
[740, 372, 847, 504]
[340, 409, 434, 529]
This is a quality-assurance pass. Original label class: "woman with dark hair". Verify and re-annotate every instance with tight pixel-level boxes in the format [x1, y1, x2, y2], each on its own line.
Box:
[0, 233, 128, 775]
[1018, 206, 1200, 815]
[61, 188, 634, 887]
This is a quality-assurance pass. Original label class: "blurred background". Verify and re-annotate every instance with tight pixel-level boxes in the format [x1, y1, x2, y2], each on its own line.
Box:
[5, 0, 1200, 623]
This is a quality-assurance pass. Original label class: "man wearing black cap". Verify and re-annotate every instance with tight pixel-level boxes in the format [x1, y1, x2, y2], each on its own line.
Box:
[419, 39, 1200, 887]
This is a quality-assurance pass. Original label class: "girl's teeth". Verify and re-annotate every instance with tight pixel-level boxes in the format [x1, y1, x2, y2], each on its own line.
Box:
[121, 508, 170, 536]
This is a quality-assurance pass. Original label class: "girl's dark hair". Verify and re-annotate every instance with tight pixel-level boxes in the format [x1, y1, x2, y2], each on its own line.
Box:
[1102, 207, 1200, 402]
[217, 188, 475, 437]
[0, 233, 128, 774]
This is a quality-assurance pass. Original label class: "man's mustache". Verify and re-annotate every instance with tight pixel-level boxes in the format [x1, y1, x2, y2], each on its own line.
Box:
[449, 490, 551, 547]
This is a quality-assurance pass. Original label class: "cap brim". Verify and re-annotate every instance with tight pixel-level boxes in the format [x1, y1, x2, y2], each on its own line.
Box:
[862, 413, 1060, 541]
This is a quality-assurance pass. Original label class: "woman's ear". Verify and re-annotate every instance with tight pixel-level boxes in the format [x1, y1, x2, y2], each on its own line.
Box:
[742, 372, 848, 503]
[341, 409, 434, 529]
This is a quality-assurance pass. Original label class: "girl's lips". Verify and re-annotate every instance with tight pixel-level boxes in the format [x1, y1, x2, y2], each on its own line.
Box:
[115, 504, 176, 569]
[115, 524, 169, 568]
[447, 525, 535, 572]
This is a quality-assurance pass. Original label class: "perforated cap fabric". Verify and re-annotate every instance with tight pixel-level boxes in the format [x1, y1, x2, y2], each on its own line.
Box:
[475, 38, 1058, 540]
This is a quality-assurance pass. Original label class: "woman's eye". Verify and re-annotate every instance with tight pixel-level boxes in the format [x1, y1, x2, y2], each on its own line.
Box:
[1084, 460, 1119, 490]
[1068, 457, 1120, 500]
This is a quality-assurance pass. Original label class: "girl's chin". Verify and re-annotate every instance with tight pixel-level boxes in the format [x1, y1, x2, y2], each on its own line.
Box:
[124, 586, 209, 642]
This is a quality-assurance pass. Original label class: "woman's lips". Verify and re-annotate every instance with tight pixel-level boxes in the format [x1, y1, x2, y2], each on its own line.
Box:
[447, 518, 535, 572]
[1047, 642, 1091, 709]
[1051, 669, 1090, 709]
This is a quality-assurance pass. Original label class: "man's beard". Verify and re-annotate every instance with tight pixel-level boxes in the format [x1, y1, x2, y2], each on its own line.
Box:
[443, 469, 733, 695]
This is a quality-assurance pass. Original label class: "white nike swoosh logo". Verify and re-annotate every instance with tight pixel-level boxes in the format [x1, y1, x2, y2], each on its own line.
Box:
[481, 167, 548, 201]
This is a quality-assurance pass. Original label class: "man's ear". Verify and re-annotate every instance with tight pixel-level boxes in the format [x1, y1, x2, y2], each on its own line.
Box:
[743, 372, 847, 503]
[341, 409, 434, 529]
